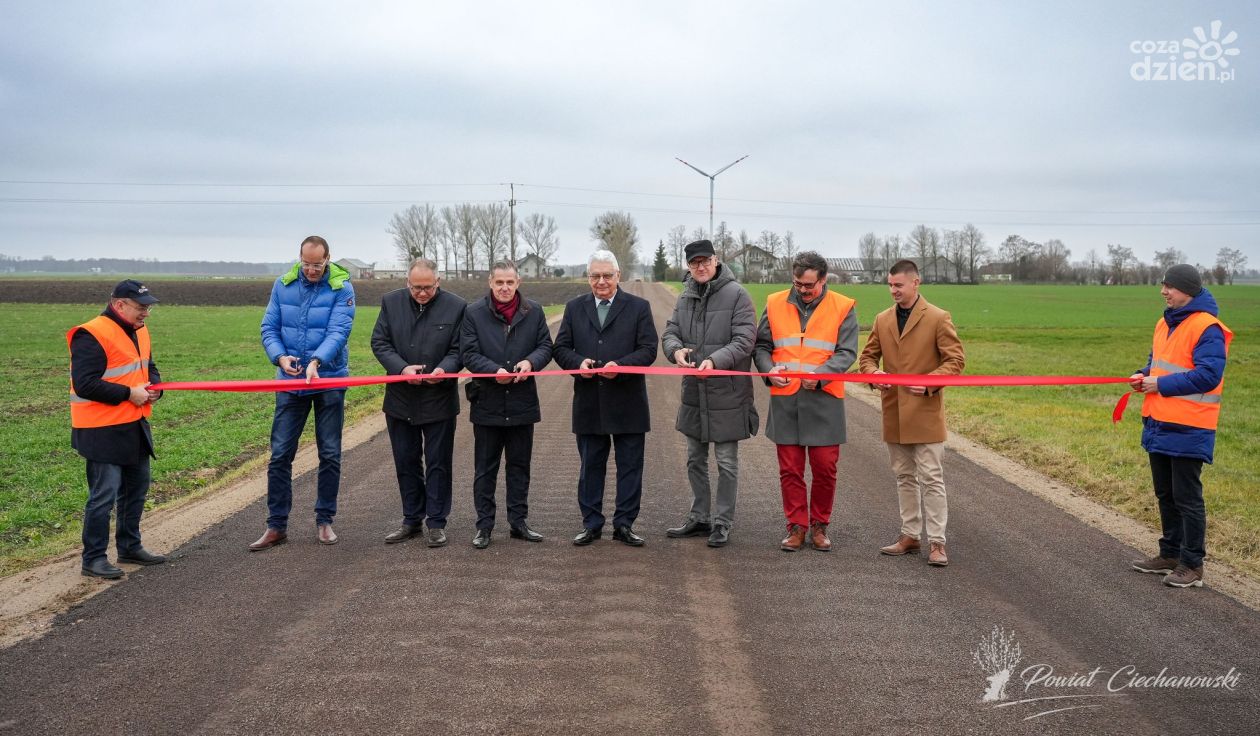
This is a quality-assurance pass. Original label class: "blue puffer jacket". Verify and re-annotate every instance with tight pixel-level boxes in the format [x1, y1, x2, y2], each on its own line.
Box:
[261, 262, 356, 387]
[1137, 288, 1228, 463]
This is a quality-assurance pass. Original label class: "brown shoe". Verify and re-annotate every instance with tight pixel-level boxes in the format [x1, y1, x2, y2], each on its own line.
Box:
[1131, 555, 1179, 575]
[810, 522, 832, 552]
[249, 528, 287, 551]
[927, 541, 948, 566]
[1164, 564, 1204, 588]
[780, 524, 807, 552]
[879, 534, 921, 556]
[317, 523, 339, 545]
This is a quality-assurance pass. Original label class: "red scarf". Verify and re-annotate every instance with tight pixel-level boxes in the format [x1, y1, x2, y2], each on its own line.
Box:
[493, 291, 521, 323]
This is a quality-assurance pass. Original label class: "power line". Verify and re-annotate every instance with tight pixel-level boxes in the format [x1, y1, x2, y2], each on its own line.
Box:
[2, 178, 1256, 216]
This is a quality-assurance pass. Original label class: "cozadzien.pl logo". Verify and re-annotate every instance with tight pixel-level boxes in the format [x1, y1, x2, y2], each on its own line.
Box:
[1130, 20, 1240, 83]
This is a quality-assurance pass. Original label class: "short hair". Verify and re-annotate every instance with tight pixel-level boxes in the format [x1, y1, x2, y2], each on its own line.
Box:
[792, 251, 828, 278]
[300, 235, 329, 259]
[588, 249, 619, 272]
[408, 258, 439, 274]
[490, 260, 518, 276]
[889, 259, 919, 277]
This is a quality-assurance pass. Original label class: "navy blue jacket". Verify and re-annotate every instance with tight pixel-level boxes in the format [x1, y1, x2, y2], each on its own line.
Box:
[1136, 289, 1228, 463]
[371, 287, 466, 425]
[459, 293, 553, 426]
[553, 289, 659, 435]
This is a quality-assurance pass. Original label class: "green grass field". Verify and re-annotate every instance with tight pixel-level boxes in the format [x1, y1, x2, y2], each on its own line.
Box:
[3, 285, 1257, 576]
[716, 282, 1258, 576]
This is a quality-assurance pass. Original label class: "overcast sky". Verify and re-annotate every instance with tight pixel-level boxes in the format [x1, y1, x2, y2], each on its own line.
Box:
[1, 1, 1256, 268]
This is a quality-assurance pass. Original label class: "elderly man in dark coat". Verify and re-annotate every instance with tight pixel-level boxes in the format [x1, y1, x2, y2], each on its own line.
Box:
[553, 249, 659, 546]
[371, 258, 467, 548]
[661, 240, 759, 548]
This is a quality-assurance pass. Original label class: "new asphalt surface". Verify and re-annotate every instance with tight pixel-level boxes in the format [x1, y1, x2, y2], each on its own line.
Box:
[2, 283, 1257, 735]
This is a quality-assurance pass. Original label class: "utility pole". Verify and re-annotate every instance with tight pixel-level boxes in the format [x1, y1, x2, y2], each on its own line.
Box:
[508, 182, 517, 262]
[675, 155, 749, 244]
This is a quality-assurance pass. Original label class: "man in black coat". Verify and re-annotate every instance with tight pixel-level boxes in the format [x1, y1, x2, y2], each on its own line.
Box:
[68, 280, 167, 579]
[459, 260, 554, 549]
[553, 250, 658, 546]
[371, 258, 467, 548]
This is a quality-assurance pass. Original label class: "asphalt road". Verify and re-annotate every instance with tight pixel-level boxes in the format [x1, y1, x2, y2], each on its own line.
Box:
[2, 282, 1257, 735]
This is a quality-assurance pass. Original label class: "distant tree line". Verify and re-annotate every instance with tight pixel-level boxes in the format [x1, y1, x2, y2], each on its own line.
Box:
[0, 254, 289, 276]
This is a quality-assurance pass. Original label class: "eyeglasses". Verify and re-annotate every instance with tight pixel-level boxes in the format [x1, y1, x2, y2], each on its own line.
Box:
[408, 283, 438, 293]
[687, 257, 714, 268]
[588, 272, 617, 282]
[300, 259, 328, 270]
[792, 280, 820, 290]
[125, 300, 154, 313]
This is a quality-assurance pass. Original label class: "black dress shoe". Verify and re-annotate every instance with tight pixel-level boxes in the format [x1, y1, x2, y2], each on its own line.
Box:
[707, 524, 731, 548]
[666, 519, 712, 538]
[613, 526, 646, 546]
[573, 527, 602, 546]
[384, 524, 423, 544]
[82, 558, 124, 579]
[472, 529, 492, 549]
[117, 547, 167, 566]
[509, 523, 544, 542]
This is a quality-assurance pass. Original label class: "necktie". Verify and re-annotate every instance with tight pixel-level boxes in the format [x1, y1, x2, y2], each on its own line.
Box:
[597, 299, 610, 327]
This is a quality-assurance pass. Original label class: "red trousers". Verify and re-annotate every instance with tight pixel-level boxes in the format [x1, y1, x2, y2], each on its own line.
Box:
[776, 444, 840, 528]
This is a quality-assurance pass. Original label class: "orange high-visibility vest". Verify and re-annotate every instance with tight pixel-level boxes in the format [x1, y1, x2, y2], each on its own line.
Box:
[1141, 311, 1232, 430]
[766, 290, 854, 399]
[67, 315, 152, 428]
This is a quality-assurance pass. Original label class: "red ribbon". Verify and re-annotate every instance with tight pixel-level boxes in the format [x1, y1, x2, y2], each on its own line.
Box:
[152, 367, 1136, 422]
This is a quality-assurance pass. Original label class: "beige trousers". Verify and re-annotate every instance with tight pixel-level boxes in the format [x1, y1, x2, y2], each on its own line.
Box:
[887, 441, 947, 544]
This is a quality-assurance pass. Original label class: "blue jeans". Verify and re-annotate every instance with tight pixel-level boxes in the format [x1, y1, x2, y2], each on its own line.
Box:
[266, 389, 345, 531]
[82, 457, 150, 564]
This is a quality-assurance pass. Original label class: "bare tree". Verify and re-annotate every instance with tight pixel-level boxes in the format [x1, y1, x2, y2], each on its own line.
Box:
[590, 210, 640, 270]
[439, 206, 460, 276]
[858, 232, 882, 282]
[959, 223, 987, 283]
[1216, 247, 1247, 285]
[782, 230, 798, 262]
[1085, 248, 1101, 284]
[714, 221, 736, 261]
[453, 203, 480, 275]
[667, 225, 688, 269]
[1000, 235, 1037, 281]
[387, 204, 443, 264]
[943, 229, 965, 283]
[477, 203, 511, 267]
[1106, 244, 1135, 285]
[908, 225, 935, 277]
[517, 212, 559, 268]
[881, 234, 903, 268]
[1153, 247, 1186, 271]
[1041, 238, 1071, 282]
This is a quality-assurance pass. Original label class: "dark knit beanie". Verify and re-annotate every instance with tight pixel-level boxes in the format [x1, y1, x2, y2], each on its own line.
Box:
[1161, 264, 1203, 296]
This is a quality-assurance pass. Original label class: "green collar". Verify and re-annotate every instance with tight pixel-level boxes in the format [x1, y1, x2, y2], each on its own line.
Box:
[280, 261, 350, 289]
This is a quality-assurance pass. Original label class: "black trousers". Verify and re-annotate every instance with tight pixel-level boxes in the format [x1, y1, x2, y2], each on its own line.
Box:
[386, 415, 455, 528]
[576, 433, 645, 530]
[1150, 452, 1207, 568]
[472, 423, 533, 530]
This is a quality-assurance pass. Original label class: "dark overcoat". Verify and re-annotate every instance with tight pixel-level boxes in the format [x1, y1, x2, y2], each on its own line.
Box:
[370, 287, 466, 425]
[552, 288, 659, 435]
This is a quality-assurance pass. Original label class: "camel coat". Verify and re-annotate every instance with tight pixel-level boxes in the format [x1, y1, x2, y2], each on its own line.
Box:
[858, 295, 965, 444]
